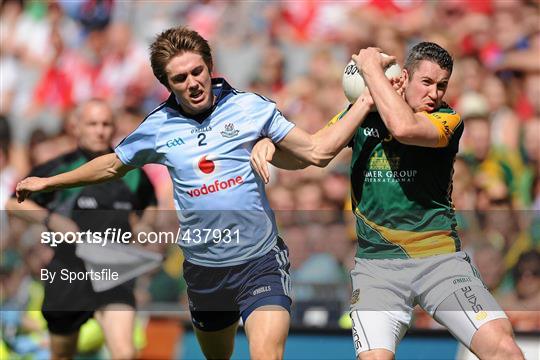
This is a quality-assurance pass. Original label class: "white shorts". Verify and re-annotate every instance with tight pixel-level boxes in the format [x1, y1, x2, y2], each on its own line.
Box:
[349, 251, 507, 356]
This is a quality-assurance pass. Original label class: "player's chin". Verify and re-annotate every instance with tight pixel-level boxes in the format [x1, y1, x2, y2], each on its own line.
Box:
[191, 98, 212, 112]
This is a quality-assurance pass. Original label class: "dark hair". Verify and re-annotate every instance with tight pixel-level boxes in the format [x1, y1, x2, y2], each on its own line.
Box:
[404, 42, 453, 76]
[149, 26, 213, 89]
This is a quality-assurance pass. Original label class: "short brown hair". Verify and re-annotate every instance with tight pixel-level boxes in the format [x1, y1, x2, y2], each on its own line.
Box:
[404, 42, 453, 77]
[149, 26, 213, 89]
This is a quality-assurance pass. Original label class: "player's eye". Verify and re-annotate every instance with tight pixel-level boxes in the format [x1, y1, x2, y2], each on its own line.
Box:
[172, 74, 187, 83]
[192, 66, 203, 76]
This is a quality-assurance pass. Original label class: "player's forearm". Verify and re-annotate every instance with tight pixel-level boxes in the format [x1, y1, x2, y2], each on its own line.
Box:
[363, 67, 416, 139]
[271, 147, 310, 170]
[309, 97, 372, 167]
[45, 153, 131, 191]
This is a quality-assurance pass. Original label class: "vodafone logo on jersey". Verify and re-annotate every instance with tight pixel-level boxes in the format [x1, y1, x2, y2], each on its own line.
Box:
[188, 154, 243, 197]
[193, 154, 219, 176]
[187, 176, 244, 197]
[198, 156, 215, 174]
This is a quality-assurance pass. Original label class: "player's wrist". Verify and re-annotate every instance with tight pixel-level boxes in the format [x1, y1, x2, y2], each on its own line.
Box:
[355, 93, 374, 112]
[44, 175, 61, 192]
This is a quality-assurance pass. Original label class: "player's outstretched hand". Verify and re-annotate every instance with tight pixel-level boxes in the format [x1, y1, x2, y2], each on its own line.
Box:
[15, 177, 49, 203]
[250, 138, 275, 184]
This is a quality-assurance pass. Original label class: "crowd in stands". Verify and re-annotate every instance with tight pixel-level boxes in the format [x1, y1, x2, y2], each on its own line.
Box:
[1, 0, 539, 357]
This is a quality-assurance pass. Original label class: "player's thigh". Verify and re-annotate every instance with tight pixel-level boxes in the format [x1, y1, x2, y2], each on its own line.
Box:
[44, 310, 92, 359]
[49, 332, 80, 360]
[95, 304, 136, 357]
[237, 238, 292, 359]
[433, 285, 508, 348]
[350, 310, 408, 359]
[194, 319, 239, 360]
[244, 304, 290, 360]
[349, 258, 413, 358]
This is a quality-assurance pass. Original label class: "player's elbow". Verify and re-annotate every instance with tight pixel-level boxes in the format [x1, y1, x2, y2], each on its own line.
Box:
[309, 152, 333, 168]
[388, 121, 417, 144]
[386, 116, 407, 138]
[102, 154, 131, 180]
[389, 124, 442, 147]
[106, 165, 129, 179]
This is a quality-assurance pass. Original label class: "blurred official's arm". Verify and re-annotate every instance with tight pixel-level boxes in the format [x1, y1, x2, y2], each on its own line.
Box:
[15, 153, 132, 203]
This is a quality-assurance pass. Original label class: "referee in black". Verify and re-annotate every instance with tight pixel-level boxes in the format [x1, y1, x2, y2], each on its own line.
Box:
[7, 99, 158, 359]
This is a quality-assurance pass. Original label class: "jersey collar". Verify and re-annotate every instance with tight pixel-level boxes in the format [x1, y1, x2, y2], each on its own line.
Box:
[166, 78, 234, 123]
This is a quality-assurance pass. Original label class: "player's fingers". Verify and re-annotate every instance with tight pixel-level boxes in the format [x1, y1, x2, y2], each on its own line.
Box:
[17, 189, 28, 203]
[396, 76, 406, 96]
[260, 146, 272, 184]
[251, 150, 269, 184]
[382, 55, 397, 68]
[396, 82, 405, 96]
[250, 154, 262, 178]
[265, 145, 275, 162]
[389, 76, 402, 89]
[15, 182, 23, 202]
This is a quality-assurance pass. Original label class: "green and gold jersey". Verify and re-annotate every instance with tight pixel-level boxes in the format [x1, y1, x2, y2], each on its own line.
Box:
[328, 105, 463, 259]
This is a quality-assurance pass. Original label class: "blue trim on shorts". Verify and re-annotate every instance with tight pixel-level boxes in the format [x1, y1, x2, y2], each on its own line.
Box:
[241, 295, 291, 324]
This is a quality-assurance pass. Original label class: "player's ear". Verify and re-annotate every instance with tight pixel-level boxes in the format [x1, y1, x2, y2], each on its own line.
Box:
[402, 68, 409, 84]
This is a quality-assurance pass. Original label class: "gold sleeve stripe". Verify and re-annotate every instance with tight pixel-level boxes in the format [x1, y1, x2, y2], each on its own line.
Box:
[423, 111, 462, 148]
[325, 108, 348, 128]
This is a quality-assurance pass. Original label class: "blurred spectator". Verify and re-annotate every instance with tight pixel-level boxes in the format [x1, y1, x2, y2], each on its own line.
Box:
[499, 250, 540, 331]
[76, 0, 113, 33]
[0, 115, 17, 241]
[519, 117, 540, 208]
[460, 108, 524, 205]
[98, 22, 152, 111]
[473, 244, 507, 297]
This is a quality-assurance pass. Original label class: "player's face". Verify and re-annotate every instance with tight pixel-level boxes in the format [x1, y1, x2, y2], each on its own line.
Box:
[77, 102, 115, 154]
[165, 52, 213, 115]
[404, 60, 450, 113]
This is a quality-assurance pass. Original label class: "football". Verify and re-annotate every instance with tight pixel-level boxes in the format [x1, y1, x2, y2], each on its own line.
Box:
[342, 54, 402, 103]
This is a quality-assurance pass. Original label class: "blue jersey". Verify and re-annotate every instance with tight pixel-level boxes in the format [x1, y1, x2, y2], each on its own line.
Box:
[115, 78, 295, 266]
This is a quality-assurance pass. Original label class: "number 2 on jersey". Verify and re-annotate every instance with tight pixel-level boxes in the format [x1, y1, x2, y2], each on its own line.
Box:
[198, 133, 207, 146]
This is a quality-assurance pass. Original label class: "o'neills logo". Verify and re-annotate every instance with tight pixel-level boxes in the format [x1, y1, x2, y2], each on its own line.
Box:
[187, 176, 244, 197]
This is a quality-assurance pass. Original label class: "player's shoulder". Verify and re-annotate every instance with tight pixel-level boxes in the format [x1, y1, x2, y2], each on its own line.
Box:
[146, 99, 172, 122]
[431, 102, 460, 118]
[231, 89, 276, 109]
[425, 102, 462, 125]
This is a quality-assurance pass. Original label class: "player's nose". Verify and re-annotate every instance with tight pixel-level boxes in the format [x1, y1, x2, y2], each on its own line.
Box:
[187, 75, 198, 90]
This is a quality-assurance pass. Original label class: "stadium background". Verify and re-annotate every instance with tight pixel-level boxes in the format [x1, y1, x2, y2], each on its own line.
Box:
[0, 0, 538, 359]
